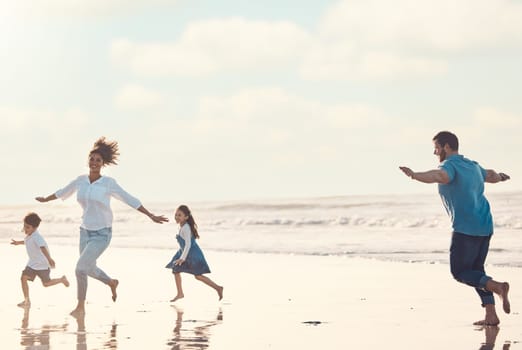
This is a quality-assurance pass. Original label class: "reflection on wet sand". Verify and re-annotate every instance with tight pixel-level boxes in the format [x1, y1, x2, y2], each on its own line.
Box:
[477, 326, 511, 350]
[19, 306, 67, 349]
[104, 323, 118, 349]
[72, 312, 118, 350]
[18, 306, 119, 350]
[74, 312, 86, 350]
[167, 306, 223, 350]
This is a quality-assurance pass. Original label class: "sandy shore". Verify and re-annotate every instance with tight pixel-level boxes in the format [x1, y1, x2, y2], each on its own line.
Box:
[0, 243, 520, 349]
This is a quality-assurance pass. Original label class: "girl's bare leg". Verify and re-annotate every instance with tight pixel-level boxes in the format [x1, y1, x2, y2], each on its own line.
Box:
[170, 273, 184, 302]
[195, 275, 223, 300]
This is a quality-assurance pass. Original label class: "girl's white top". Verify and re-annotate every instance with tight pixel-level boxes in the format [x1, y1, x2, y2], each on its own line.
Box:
[178, 223, 192, 260]
[25, 230, 50, 270]
[55, 175, 142, 230]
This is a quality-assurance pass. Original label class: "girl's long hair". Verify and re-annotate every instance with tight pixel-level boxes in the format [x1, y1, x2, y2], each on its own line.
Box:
[178, 205, 199, 239]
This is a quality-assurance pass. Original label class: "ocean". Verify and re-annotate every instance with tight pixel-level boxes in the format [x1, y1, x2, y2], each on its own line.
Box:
[1, 191, 521, 267]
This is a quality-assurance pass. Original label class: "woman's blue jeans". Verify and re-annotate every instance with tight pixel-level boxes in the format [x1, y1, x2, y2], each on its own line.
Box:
[450, 232, 494, 306]
[76, 227, 112, 301]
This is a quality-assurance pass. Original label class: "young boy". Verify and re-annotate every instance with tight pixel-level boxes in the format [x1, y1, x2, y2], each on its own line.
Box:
[11, 212, 69, 307]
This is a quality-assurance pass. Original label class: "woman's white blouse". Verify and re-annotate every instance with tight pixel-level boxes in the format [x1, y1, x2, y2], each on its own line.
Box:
[55, 175, 142, 230]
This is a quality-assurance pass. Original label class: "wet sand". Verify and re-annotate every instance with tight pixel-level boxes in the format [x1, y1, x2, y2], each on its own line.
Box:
[0, 244, 520, 349]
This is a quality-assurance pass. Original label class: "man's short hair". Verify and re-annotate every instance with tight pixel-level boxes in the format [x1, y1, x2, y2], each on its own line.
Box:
[433, 131, 459, 151]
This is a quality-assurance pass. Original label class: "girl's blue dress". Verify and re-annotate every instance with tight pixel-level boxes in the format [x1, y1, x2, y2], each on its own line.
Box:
[165, 233, 211, 275]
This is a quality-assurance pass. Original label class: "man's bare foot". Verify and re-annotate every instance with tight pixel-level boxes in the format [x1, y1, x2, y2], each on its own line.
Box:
[17, 300, 30, 308]
[170, 294, 184, 302]
[70, 308, 85, 318]
[475, 304, 500, 326]
[62, 276, 70, 287]
[217, 286, 224, 301]
[487, 280, 511, 314]
[109, 279, 119, 302]
[500, 282, 510, 314]
[473, 319, 500, 326]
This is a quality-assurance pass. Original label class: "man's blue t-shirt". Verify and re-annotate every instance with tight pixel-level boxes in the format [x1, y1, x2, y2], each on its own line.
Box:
[438, 154, 493, 236]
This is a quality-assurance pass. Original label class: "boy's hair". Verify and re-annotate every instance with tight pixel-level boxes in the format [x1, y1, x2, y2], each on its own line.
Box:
[433, 131, 459, 151]
[24, 212, 42, 228]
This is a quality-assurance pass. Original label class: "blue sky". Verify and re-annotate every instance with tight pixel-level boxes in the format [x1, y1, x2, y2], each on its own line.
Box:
[1, 0, 521, 204]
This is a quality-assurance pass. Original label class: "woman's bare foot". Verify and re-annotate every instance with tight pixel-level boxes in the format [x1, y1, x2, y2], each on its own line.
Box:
[217, 286, 224, 301]
[17, 300, 31, 308]
[62, 276, 70, 287]
[70, 307, 85, 318]
[109, 279, 119, 302]
[170, 294, 184, 302]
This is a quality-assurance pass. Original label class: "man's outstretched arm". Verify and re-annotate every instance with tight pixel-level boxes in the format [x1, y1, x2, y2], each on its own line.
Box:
[399, 166, 450, 184]
[485, 170, 510, 183]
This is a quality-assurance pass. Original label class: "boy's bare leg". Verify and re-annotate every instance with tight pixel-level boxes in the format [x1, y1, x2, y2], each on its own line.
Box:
[18, 275, 31, 307]
[195, 275, 223, 300]
[170, 273, 184, 302]
[43, 275, 70, 288]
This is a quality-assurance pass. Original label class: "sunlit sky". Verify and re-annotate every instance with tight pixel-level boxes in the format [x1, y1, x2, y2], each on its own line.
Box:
[1, 0, 521, 205]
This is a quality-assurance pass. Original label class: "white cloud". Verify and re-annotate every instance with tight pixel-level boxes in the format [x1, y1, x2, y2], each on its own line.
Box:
[114, 84, 164, 110]
[9, 0, 175, 18]
[301, 0, 522, 81]
[111, 18, 312, 77]
[319, 0, 522, 51]
[300, 47, 448, 80]
[145, 86, 391, 155]
[110, 1, 522, 82]
[0, 107, 86, 131]
[473, 107, 521, 128]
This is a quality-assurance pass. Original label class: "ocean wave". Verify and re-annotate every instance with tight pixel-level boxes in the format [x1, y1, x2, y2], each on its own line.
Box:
[212, 201, 403, 211]
[3, 215, 518, 230]
[2, 192, 521, 268]
[203, 216, 521, 229]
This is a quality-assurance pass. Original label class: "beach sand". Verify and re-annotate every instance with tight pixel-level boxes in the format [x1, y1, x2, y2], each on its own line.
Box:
[0, 243, 520, 349]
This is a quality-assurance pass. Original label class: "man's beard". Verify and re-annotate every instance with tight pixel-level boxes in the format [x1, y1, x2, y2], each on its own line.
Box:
[439, 149, 446, 162]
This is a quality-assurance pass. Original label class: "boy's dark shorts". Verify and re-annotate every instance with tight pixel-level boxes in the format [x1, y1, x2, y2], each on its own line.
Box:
[22, 266, 51, 283]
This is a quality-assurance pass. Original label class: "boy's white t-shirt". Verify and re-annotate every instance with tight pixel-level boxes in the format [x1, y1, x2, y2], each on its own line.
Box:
[24, 230, 50, 270]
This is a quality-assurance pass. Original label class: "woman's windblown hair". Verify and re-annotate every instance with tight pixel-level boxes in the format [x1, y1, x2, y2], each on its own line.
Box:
[90, 137, 120, 166]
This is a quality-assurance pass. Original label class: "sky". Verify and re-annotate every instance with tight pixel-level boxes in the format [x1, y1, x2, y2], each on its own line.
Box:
[1, 0, 521, 205]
